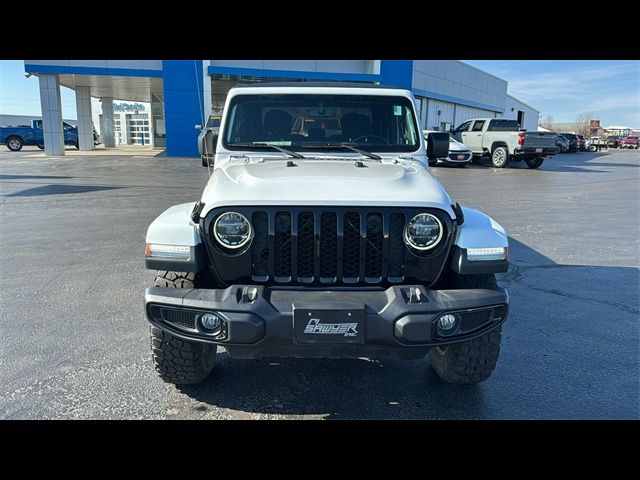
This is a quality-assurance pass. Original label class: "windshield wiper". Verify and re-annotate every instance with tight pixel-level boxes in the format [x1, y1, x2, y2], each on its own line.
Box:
[304, 143, 381, 161]
[337, 144, 381, 160]
[227, 142, 305, 159]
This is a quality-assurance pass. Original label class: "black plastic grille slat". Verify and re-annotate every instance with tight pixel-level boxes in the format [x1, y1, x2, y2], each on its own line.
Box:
[319, 212, 338, 278]
[460, 309, 493, 332]
[161, 308, 197, 330]
[365, 213, 384, 278]
[248, 209, 410, 284]
[297, 212, 315, 279]
[274, 212, 292, 278]
[388, 213, 405, 278]
[342, 212, 361, 279]
[251, 212, 269, 278]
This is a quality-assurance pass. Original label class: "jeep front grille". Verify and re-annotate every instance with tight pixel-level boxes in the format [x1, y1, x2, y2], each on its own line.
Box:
[250, 209, 407, 284]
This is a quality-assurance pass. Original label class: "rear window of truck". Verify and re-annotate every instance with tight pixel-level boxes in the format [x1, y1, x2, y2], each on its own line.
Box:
[488, 120, 520, 131]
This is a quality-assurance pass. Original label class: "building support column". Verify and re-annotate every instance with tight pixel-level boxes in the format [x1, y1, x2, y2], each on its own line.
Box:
[38, 74, 64, 156]
[101, 97, 115, 148]
[162, 60, 209, 156]
[121, 114, 129, 145]
[75, 87, 94, 151]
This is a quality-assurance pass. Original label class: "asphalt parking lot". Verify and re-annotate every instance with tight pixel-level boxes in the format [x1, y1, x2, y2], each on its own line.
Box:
[0, 147, 638, 419]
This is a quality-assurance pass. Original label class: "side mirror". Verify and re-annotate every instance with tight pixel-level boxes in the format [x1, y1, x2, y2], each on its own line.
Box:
[210, 134, 218, 154]
[201, 134, 218, 168]
[426, 132, 450, 160]
[195, 124, 203, 131]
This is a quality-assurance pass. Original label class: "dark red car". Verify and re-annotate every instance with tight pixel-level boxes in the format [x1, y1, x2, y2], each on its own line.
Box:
[621, 136, 639, 149]
[577, 134, 586, 151]
[607, 136, 622, 148]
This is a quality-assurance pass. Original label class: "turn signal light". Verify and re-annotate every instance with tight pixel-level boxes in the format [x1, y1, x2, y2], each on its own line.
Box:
[145, 243, 190, 259]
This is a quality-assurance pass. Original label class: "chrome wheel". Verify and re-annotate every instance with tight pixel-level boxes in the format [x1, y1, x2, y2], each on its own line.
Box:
[8, 138, 21, 150]
[492, 147, 508, 167]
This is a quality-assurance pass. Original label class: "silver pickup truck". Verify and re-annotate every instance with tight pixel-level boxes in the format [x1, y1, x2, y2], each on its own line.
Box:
[452, 118, 557, 169]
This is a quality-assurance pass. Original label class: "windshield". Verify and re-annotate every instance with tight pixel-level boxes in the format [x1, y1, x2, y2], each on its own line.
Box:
[222, 94, 420, 153]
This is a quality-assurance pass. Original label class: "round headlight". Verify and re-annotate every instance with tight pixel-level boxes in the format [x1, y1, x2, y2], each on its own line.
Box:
[404, 213, 443, 251]
[213, 212, 252, 249]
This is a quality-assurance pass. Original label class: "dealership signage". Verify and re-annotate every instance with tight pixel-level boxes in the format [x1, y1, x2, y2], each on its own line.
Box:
[114, 103, 146, 112]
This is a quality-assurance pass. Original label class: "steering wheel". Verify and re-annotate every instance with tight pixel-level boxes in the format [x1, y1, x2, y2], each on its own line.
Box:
[351, 134, 390, 145]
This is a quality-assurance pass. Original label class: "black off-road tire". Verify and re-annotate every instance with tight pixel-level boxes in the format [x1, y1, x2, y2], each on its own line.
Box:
[429, 328, 502, 384]
[150, 326, 217, 385]
[429, 273, 503, 384]
[525, 157, 544, 169]
[153, 270, 197, 288]
[149, 270, 217, 385]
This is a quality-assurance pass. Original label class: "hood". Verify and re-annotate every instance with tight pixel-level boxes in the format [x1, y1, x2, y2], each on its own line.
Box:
[449, 138, 470, 151]
[200, 158, 454, 218]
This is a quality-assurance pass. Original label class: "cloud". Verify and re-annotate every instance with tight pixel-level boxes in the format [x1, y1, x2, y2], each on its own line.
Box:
[575, 93, 640, 113]
[506, 62, 639, 104]
[619, 110, 640, 126]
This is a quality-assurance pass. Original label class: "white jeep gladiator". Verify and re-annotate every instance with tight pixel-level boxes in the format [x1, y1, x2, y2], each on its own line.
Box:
[144, 83, 510, 385]
[452, 118, 557, 168]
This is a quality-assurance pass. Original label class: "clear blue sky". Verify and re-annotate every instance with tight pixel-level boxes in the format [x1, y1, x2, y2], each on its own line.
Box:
[2, 60, 639, 126]
[465, 60, 640, 127]
[0, 60, 78, 118]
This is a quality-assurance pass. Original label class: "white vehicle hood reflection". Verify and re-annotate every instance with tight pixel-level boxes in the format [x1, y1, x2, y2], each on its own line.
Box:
[200, 157, 454, 217]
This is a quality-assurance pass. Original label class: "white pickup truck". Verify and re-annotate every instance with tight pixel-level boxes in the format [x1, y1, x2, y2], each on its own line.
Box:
[452, 118, 557, 169]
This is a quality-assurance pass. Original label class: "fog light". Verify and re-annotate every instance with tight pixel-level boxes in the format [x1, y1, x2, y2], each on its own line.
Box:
[437, 314, 457, 331]
[200, 313, 221, 333]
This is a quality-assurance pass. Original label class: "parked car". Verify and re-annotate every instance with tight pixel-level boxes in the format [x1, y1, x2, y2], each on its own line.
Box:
[607, 136, 622, 148]
[576, 134, 586, 151]
[559, 133, 580, 152]
[555, 134, 570, 153]
[423, 129, 472, 167]
[621, 136, 639, 149]
[451, 118, 556, 168]
[93, 128, 101, 146]
[0, 119, 79, 151]
[144, 82, 511, 386]
[587, 136, 607, 152]
[197, 114, 221, 165]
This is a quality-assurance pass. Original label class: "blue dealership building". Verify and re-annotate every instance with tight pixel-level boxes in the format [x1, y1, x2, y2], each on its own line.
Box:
[24, 60, 539, 156]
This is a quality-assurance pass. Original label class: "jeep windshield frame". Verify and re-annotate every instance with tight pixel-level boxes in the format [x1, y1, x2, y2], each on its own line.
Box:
[222, 93, 421, 153]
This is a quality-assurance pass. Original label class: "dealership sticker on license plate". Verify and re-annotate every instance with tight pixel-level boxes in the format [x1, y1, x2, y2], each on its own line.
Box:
[536, 148, 543, 153]
[293, 306, 365, 344]
[457, 154, 466, 160]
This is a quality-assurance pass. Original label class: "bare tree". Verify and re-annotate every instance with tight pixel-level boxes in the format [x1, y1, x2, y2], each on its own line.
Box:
[574, 114, 592, 136]
[540, 115, 555, 131]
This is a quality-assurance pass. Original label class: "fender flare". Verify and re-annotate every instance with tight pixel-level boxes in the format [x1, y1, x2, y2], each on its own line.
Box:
[145, 202, 205, 272]
[450, 206, 509, 274]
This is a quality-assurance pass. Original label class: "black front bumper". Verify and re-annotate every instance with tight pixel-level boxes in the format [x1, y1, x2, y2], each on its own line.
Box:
[145, 285, 509, 359]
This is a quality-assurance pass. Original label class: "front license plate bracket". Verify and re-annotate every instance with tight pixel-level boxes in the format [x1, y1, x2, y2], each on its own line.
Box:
[293, 306, 365, 344]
